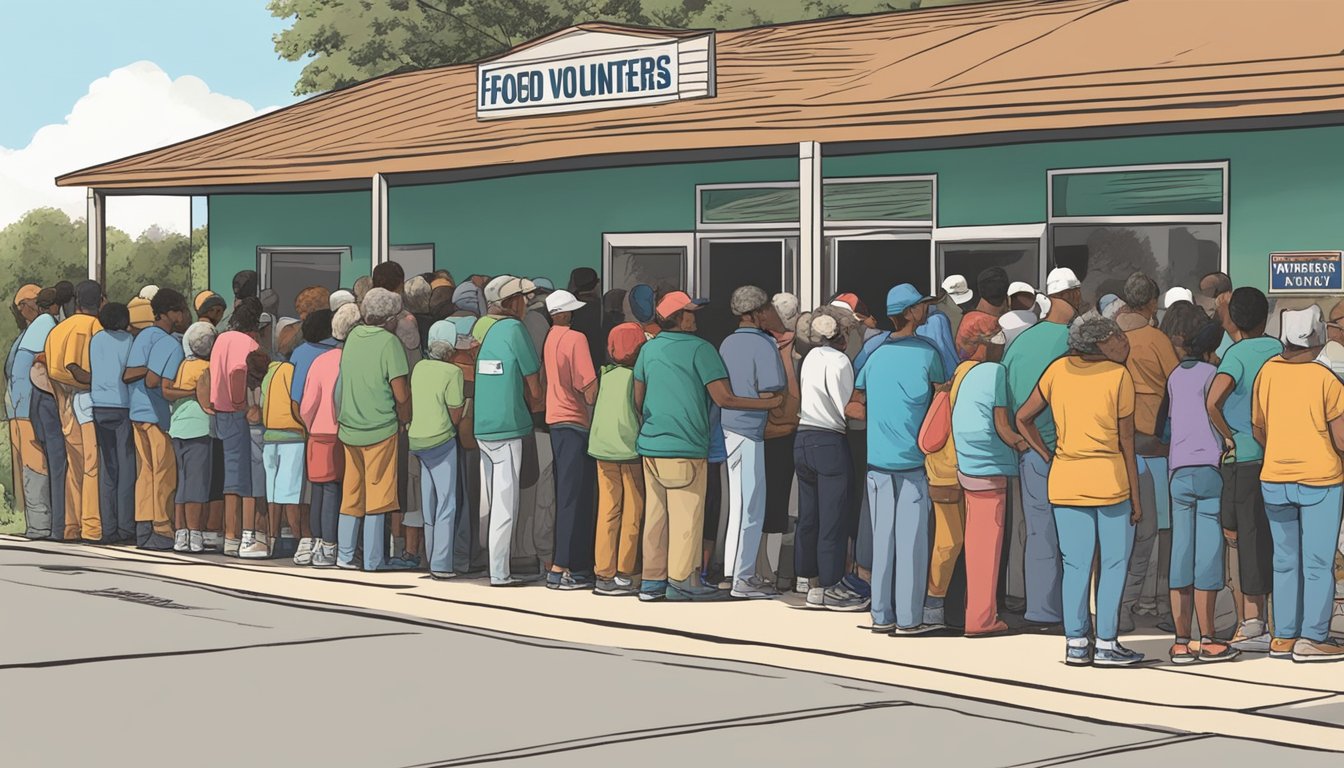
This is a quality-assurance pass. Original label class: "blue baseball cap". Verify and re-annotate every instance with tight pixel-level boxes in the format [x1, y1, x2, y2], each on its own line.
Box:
[886, 284, 937, 316]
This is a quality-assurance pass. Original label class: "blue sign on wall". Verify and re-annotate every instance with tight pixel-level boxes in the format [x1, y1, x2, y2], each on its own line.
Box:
[1269, 251, 1342, 293]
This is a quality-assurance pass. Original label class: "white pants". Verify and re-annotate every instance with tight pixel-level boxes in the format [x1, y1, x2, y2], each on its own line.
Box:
[479, 438, 523, 583]
[724, 430, 767, 585]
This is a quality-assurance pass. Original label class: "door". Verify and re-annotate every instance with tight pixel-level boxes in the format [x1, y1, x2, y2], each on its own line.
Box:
[697, 237, 794, 347]
[258, 248, 346, 319]
[390, 244, 435, 279]
[825, 234, 930, 330]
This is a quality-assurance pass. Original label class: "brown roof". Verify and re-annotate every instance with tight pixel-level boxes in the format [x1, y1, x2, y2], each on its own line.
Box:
[58, 0, 1344, 190]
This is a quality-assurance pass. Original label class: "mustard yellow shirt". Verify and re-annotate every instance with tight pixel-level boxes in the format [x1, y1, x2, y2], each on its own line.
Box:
[1038, 357, 1135, 507]
[1252, 357, 1344, 486]
[925, 360, 976, 487]
[44, 314, 102, 388]
[261, 362, 305, 439]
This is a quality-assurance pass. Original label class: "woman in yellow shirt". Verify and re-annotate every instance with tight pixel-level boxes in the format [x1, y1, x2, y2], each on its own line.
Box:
[1016, 317, 1145, 667]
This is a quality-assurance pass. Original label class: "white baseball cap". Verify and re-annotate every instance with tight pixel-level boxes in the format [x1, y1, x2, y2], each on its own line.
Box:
[1008, 281, 1036, 298]
[545, 289, 586, 315]
[484, 275, 538, 305]
[1045, 267, 1082, 295]
[999, 309, 1037, 345]
[1281, 305, 1327, 348]
[941, 275, 973, 305]
[1163, 286, 1194, 308]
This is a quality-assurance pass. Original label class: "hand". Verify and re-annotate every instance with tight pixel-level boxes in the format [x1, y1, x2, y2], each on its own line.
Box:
[1223, 528, 1239, 547]
[844, 402, 866, 420]
[1130, 500, 1144, 525]
[933, 381, 952, 394]
[1033, 447, 1051, 464]
[760, 392, 784, 408]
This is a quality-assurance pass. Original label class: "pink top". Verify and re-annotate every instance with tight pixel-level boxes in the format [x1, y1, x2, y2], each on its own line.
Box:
[544, 325, 596, 429]
[300, 348, 342, 437]
[209, 330, 258, 412]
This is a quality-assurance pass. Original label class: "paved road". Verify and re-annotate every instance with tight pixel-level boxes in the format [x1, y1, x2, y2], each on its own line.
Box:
[0, 547, 1337, 767]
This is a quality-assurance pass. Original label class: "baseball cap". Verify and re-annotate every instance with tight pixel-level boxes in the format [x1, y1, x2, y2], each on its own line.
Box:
[1163, 286, 1194, 308]
[1280, 305, 1326, 348]
[128, 297, 154, 328]
[885, 284, 937, 316]
[654, 290, 708, 320]
[941, 275, 973, 306]
[999, 309, 1037, 345]
[484, 275, 537, 305]
[1045, 267, 1082, 295]
[13, 283, 40, 307]
[447, 315, 479, 349]
[1007, 281, 1035, 298]
[545, 289, 586, 315]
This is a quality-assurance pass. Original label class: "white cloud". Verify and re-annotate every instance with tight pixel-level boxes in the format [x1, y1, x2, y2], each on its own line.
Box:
[0, 61, 274, 237]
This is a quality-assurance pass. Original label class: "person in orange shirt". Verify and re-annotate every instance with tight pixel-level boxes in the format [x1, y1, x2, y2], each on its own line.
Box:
[43, 279, 104, 542]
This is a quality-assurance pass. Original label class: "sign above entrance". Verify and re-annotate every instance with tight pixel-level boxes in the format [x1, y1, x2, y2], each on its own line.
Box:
[477, 27, 715, 120]
[1269, 251, 1342, 293]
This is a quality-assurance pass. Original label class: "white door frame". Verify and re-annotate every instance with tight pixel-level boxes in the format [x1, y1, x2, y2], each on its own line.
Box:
[601, 232, 696, 293]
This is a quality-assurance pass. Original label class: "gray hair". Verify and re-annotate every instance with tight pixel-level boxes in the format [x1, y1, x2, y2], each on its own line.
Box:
[428, 340, 454, 362]
[730, 285, 770, 316]
[403, 276, 431, 314]
[361, 288, 403, 327]
[772, 292, 800, 331]
[352, 276, 373, 304]
[183, 321, 217, 360]
[1068, 316, 1122, 356]
[1121, 272, 1160, 310]
[331, 303, 362, 341]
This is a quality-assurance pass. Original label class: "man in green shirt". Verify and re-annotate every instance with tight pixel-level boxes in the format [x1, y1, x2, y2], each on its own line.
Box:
[338, 288, 411, 572]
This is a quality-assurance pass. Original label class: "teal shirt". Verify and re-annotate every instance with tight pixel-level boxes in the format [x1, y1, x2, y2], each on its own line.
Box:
[473, 318, 540, 443]
[1003, 321, 1069, 453]
[337, 325, 409, 447]
[633, 331, 729, 459]
[1217, 335, 1283, 464]
[952, 362, 1019, 478]
[854, 336, 945, 472]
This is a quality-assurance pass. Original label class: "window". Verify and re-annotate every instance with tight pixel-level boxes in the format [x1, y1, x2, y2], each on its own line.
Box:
[824, 179, 934, 223]
[1051, 224, 1222, 308]
[1051, 168, 1223, 218]
[698, 237, 795, 345]
[258, 247, 347, 320]
[825, 235, 931, 330]
[697, 177, 935, 227]
[937, 241, 1040, 292]
[699, 186, 799, 225]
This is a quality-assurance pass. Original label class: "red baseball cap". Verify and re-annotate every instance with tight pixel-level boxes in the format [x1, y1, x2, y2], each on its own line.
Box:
[654, 290, 708, 320]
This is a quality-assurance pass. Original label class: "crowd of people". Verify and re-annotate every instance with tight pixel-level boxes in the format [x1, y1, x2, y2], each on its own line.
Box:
[5, 260, 1344, 666]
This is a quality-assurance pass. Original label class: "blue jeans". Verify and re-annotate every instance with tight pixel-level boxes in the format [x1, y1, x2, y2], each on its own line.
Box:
[336, 513, 388, 571]
[724, 431, 767, 585]
[866, 467, 931, 628]
[1123, 455, 1164, 615]
[1169, 466, 1224, 591]
[1261, 482, 1343, 642]
[1018, 451, 1062, 623]
[1054, 501, 1135, 641]
[414, 439, 460, 575]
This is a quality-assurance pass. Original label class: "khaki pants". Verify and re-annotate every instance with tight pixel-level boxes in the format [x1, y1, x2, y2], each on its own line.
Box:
[132, 422, 176, 540]
[342, 435, 400, 518]
[53, 383, 100, 541]
[927, 486, 965, 599]
[595, 460, 644, 580]
[641, 457, 707, 583]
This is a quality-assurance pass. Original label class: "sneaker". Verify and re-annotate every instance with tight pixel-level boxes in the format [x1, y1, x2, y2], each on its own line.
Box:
[202, 532, 224, 552]
[614, 574, 637, 589]
[823, 583, 870, 612]
[639, 579, 668, 602]
[1269, 637, 1296, 659]
[384, 554, 421, 570]
[490, 576, 532, 587]
[1065, 643, 1093, 666]
[173, 530, 189, 552]
[238, 531, 270, 560]
[892, 623, 944, 636]
[1292, 639, 1344, 663]
[312, 543, 337, 568]
[188, 531, 205, 554]
[922, 604, 947, 630]
[1093, 643, 1145, 667]
[730, 576, 779, 599]
[335, 559, 360, 571]
[1197, 640, 1240, 664]
[223, 537, 242, 558]
[842, 572, 871, 600]
[870, 622, 896, 634]
[547, 571, 590, 591]
[667, 576, 729, 602]
[594, 578, 638, 597]
[1230, 621, 1272, 653]
[794, 577, 811, 595]
[805, 587, 827, 609]
[292, 538, 316, 566]
[965, 620, 1011, 638]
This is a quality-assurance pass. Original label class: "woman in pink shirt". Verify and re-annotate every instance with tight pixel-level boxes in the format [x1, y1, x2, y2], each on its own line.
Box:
[299, 303, 358, 567]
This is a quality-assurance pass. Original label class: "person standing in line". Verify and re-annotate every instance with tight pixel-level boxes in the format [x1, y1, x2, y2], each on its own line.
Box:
[1251, 307, 1344, 662]
[286, 308, 337, 565]
[567, 267, 605, 373]
[589, 323, 646, 597]
[444, 315, 483, 575]
[950, 328, 1025, 637]
[195, 292, 227, 328]
[1001, 267, 1082, 629]
[719, 286, 788, 600]
[304, 303, 360, 568]
[1115, 273, 1179, 633]
[627, 284, 659, 339]
[260, 342, 309, 560]
[761, 293, 802, 588]
[408, 320, 467, 579]
[1163, 320, 1239, 663]
[210, 297, 265, 557]
[26, 288, 64, 540]
[1016, 317, 1145, 667]
[844, 284, 947, 635]
[543, 289, 600, 590]
[923, 356, 967, 632]
[42, 279, 103, 542]
[1196, 272, 1235, 360]
[955, 267, 1010, 362]
[163, 321, 217, 553]
[87, 302, 136, 544]
[10, 285, 54, 540]
[194, 291, 229, 550]
[474, 277, 545, 587]
[703, 403, 727, 587]
[634, 291, 781, 602]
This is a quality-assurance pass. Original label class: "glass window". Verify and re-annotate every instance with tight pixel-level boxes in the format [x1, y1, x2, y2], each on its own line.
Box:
[700, 187, 800, 225]
[699, 239, 793, 346]
[824, 179, 933, 222]
[608, 246, 685, 298]
[263, 250, 343, 323]
[1050, 224, 1221, 311]
[936, 241, 1040, 293]
[825, 237, 930, 330]
[1051, 168, 1223, 218]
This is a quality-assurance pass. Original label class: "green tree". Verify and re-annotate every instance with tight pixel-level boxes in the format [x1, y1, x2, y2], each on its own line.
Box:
[271, 0, 998, 95]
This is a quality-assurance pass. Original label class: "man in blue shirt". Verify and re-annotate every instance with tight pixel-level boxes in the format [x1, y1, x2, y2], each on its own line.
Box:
[88, 303, 137, 543]
[718, 286, 788, 599]
[7, 284, 53, 539]
[846, 284, 947, 634]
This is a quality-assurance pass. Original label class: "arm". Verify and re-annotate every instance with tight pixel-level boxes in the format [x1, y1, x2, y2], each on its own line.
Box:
[633, 378, 646, 416]
[843, 389, 866, 421]
[289, 399, 306, 435]
[228, 366, 248, 410]
[524, 372, 544, 413]
[391, 375, 411, 425]
[31, 361, 53, 394]
[68, 364, 91, 387]
[449, 405, 466, 428]
[1330, 415, 1344, 455]
[145, 370, 162, 390]
[123, 366, 148, 384]
[706, 379, 782, 411]
[583, 377, 598, 407]
[1014, 388, 1051, 463]
[993, 406, 1027, 453]
[195, 370, 214, 415]
[1119, 413, 1143, 525]
[1205, 373, 1237, 446]
[162, 376, 194, 402]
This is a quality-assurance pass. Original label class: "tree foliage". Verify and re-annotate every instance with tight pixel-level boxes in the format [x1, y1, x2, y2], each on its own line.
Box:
[271, 0, 997, 95]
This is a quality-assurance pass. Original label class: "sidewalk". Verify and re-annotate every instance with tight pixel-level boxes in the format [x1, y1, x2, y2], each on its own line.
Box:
[6, 535, 1343, 752]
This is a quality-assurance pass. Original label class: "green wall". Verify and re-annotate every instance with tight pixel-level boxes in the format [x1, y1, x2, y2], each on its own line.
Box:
[208, 124, 1344, 300]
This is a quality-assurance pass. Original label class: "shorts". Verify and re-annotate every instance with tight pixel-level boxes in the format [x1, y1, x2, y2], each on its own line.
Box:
[263, 441, 306, 505]
[173, 437, 213, 504]
[341, 434, 400, 518]
[209, 438, 225, 501]
[1220, 460, 1273, 596]
[216, 411, 253, 496]
[307, 435, 344, 483]
[250, 427, 267, 499]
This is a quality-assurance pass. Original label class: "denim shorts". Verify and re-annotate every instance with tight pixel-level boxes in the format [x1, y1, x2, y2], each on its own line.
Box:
[215, 410, 252, 496]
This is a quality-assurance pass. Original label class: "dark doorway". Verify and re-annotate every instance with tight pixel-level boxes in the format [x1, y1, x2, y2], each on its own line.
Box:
[829, 238, 930, 330]
[699, 239, 786, 347]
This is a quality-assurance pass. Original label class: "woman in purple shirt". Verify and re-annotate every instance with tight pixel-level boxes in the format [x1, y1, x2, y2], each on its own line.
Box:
[1162, 320, 1238, 665]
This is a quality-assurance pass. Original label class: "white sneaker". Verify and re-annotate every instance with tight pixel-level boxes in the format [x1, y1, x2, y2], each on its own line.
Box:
[223, 537, 241, 557]
[239, 531, 270, 560]
[189, 531, 205, 553]
[805, 586, 827, 608]
[794, 577, 811, 595]
[312, 542, 336, 568]
[202, 532, 223, 552]
[730, 577, 779, 599]
[173, 530, 189, 552]
[293, 537, 316, 566]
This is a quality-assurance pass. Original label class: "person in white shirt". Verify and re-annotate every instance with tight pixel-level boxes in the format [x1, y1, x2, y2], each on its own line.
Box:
[794, 310, 866, 612]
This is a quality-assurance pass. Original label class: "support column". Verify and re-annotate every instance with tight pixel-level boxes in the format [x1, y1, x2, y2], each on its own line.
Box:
[371, 173, 389, 271]
[798, 141, 823, 310]
[86, 189, 106, 282]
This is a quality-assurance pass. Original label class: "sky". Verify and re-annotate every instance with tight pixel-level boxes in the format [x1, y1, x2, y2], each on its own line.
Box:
[0, 1, 306, 235]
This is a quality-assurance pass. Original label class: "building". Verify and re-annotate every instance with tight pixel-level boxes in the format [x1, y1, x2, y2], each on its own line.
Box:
[58, 0, 1344, 337]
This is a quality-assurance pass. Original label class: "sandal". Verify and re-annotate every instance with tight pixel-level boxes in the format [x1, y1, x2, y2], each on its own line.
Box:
[1170, 642, 1199, 665]
[1198, 641, 1241, 664]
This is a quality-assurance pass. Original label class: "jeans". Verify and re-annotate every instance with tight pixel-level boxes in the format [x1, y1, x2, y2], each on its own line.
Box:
[309, 481, 341, 544]
[1261, 482, 1343, 642]
[456, 445, 479, 572]
[550, 425, 596, 573]
[724, 430, 767, 585]
[479, 438, 523, 583]
[793, 429, 850, 588]
[867, 467, 931, 628]
[1123, 455, 1162, 617]
[31, 389, 67, 541]
[92, 407, 136, 542]
[335, 511, 387, 570]
[1019, 451, 1062, 623]
[414, 439, 460, 575]
[1055, 501, 1135, 641]
[1169, 466, 1224, 591]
